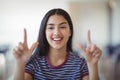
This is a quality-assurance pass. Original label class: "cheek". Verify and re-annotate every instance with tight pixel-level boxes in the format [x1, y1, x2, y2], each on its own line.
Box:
[46, 31, 52, 40]
[64, 29, 71, 37]
[64, 32, 71, 40]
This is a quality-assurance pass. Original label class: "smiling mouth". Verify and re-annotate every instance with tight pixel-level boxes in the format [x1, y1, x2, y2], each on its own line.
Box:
[52, 37, 63, 44]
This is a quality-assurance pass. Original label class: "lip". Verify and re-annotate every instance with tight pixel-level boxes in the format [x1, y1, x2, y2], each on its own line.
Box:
[52, 37, 63, 44]
[53, 37, 62, 40]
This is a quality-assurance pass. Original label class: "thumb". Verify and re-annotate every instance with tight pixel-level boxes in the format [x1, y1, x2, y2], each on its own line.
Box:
[30, 42, 39, 53]
[76, 43, 86, 53]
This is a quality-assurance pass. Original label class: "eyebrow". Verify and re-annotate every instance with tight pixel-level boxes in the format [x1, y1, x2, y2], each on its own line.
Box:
[47, 22, 67, 26]
[59, 22, 67, 25]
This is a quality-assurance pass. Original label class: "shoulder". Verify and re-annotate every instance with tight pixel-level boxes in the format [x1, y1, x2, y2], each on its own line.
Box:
[26, 55, 45, 64]
[69, 52, 85, 60]
[68, 52, 86, 64]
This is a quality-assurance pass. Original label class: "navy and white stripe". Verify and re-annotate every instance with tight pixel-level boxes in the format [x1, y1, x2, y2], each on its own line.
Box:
[25, 52, 89, 80]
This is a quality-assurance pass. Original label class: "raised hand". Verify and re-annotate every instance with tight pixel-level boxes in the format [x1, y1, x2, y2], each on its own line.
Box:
[77, 30, 102, 65]
[13, 28, 39, 64]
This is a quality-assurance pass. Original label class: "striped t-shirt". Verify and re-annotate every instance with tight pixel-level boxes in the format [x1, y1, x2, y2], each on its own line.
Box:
[25, 52, 89, 80]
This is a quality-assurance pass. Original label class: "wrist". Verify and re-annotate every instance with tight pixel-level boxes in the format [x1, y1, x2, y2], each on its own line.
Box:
[87, 63, 99, 80]
[87, 60, 99, 68]
[87, 63, 98, 72]
[15, 60, 26, 67]
[87, 62, 98, 67]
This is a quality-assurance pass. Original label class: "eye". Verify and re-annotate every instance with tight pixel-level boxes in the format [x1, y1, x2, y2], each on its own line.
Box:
[60, 26, 67, 29]
[47, 26, 54, 30]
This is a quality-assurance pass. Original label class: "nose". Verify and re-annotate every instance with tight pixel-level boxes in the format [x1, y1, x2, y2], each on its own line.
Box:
[54, 28, 60, 36]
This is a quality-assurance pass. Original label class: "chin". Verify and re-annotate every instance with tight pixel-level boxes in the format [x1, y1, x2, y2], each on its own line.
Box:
[53, 46, 63, 50]
[52, 45, 65, 50]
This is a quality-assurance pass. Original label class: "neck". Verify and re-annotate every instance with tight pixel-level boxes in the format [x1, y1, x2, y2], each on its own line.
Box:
[47, 48, 67, 67]
[48, 48, 67, 60]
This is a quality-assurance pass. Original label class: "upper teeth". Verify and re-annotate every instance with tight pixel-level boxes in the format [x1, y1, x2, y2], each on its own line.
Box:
[53, 38, 61, 40]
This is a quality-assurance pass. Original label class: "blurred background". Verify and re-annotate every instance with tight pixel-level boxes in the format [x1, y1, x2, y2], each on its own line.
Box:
[0, 0, 120, 80]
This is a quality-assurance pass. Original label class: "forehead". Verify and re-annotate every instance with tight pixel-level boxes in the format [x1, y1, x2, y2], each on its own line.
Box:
[47, 15, 67, 24]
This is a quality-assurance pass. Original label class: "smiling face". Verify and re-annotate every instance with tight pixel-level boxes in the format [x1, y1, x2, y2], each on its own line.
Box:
[45, 15, 71, 50]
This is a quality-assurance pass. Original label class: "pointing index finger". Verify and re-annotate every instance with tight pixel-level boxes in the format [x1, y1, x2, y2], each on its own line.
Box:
[23, 28, 27, 44]
[87, 30, 92, 45]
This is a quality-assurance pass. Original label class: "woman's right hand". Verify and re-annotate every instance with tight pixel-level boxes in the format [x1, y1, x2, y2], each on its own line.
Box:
[13, 28, 39, 64]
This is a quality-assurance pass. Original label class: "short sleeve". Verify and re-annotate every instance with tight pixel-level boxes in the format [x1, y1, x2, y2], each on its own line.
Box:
[25, 57, 35, 76]
[80, 58, 89, 78]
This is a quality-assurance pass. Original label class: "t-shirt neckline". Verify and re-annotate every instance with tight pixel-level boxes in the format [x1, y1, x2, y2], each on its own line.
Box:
[46, 52, 69, 69]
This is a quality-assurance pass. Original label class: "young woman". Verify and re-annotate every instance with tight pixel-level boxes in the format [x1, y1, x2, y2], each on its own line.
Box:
[13, 8, 102, 80]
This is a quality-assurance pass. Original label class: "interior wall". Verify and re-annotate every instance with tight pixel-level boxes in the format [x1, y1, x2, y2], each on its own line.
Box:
[111, 0, 120, 45]
[68, 2, 109, 50]
[0, 0, 69, 46]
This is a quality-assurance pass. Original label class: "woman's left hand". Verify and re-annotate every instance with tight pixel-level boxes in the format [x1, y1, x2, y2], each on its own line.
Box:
[77, 30, 102, 65]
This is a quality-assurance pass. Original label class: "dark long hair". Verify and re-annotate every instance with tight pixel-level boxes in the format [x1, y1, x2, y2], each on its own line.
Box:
[34, 8, 73, 56]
